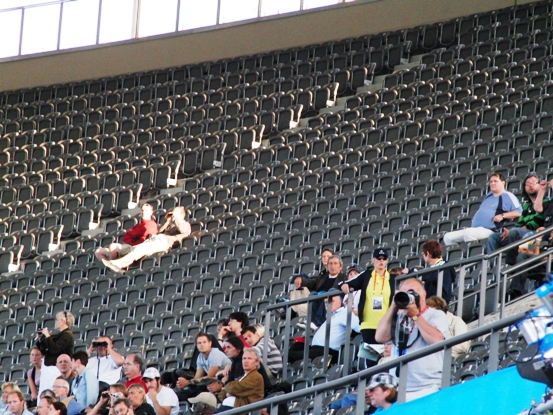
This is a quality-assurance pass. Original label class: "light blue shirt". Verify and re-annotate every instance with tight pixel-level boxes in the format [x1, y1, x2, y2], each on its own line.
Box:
[71, 366, 99, 407]
[472, 191, 522, 230]
[59, 397, 84, 415]
[196, 348, 231, 374]
[312, 307, 360, 350]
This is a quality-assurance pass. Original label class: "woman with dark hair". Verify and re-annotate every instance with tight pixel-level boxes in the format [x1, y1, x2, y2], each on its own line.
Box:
[48, 401, 68, 415]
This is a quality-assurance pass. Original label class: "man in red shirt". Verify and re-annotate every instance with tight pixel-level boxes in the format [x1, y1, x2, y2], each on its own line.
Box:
[123, 354, 148, 392]
[95, 204, 158, 261]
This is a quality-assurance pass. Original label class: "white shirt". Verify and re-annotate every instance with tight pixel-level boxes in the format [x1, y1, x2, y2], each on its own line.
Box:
[146, 386, 179, 415]
[86, 355, 122, 385]
[38, 362, 61, 396]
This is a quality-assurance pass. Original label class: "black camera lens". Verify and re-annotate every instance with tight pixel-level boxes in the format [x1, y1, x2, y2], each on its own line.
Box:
[394, 292, 411, 309]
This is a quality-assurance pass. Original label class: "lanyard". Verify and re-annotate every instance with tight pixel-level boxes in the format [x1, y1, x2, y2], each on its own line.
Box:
[371, 269, 389, 293]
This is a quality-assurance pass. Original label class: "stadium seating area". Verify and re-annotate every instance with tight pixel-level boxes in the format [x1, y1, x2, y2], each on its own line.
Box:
[0, 0, 545, 406]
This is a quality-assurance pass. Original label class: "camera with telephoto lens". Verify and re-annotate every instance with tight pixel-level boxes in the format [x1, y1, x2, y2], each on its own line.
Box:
[93, 341, 108, 347]
[394, 289, 420, 309]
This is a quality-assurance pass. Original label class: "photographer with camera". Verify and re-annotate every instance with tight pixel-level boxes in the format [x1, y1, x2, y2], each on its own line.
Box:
[86, 337, 124, 393]
[88, 384, 128, 415]
[36, 312, 75, 366]
[375, 278, 449, 402]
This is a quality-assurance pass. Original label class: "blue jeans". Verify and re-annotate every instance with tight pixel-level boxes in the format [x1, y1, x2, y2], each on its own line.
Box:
[487, 228, 529, 265]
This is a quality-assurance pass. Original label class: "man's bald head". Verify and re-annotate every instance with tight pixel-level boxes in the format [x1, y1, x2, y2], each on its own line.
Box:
[56, 354, 72, 376]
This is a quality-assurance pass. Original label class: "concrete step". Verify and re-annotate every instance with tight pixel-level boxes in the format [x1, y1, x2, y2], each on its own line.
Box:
[160, 187, 184, 196]
[319, 104, 342, 114]
[81, 228, 104, 238]
[394, 61, 422, 71]
[356, 83, 381, 94]
[336, 96, 351, 107]
[410, 54, 424, 63]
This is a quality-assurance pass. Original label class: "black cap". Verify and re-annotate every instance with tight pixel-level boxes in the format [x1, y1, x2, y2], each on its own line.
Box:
[347, 264, 363, 274]
[373, 248, 389, 259]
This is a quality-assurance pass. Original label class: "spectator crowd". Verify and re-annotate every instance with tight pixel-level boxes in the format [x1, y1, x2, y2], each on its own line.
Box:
[2, 172, 551, 415]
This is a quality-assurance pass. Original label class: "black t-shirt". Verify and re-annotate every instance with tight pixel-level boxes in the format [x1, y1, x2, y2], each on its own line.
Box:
[134, 403, 156, 415]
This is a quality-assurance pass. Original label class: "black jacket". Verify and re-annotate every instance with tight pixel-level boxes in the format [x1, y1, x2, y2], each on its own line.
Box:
[419, 263, 455, 303]
[299, 270, 346, 292]
[36, 328, 74, 366]
[339, 268, 397, 326]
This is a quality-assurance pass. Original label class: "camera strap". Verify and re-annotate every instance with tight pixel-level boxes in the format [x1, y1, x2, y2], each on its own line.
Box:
[392, 308, 427, 356]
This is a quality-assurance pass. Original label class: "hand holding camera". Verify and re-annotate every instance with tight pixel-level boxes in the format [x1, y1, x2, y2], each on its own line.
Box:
[393, 289, 421, 319]
[100, 391, 111, 402]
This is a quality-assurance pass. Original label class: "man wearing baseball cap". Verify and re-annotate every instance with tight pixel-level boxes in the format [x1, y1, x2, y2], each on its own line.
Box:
[188, 393, 217, 415]
[330, 372, 398, 412]
[366, 373, 398, 412]
[143, 368, 179, 415]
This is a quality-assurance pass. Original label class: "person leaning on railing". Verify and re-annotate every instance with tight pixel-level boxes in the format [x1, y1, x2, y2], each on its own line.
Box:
[509, 178, 553, 298]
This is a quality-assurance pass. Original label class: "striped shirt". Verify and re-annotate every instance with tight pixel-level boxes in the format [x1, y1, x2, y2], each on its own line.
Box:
[254, 337, 283, 375]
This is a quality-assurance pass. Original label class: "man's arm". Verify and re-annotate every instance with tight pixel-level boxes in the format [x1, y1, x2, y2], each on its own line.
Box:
[42, 330, 74, 355]
[106, 344, 125, 367]
[339, 270, 367, 294]
[534, 180, 549, 213]
[494, 210, 522, 223]
[173, 217, 191, 236]
[404, 304, 445, 345]
[177, 368, 204, 389]
[205, 366, 220, 378]
[147, 389, 171, 415]
[375, 304, 397, 343]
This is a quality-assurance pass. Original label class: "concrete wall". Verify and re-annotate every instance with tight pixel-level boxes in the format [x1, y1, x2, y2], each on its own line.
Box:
[0, 0, 535, 93]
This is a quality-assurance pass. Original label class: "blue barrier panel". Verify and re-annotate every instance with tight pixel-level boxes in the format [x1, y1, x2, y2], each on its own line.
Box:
[384, 366, 545, 415]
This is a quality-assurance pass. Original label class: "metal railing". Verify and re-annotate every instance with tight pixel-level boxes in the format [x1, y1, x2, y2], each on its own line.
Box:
[249, 309, 528, 415]
[257, 225, 553, 379]
[263, 290, 359, 378]
[394, 224, 553, 325]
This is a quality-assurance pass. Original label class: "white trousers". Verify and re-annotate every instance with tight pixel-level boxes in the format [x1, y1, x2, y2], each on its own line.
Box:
[443, 227, 495, 246]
